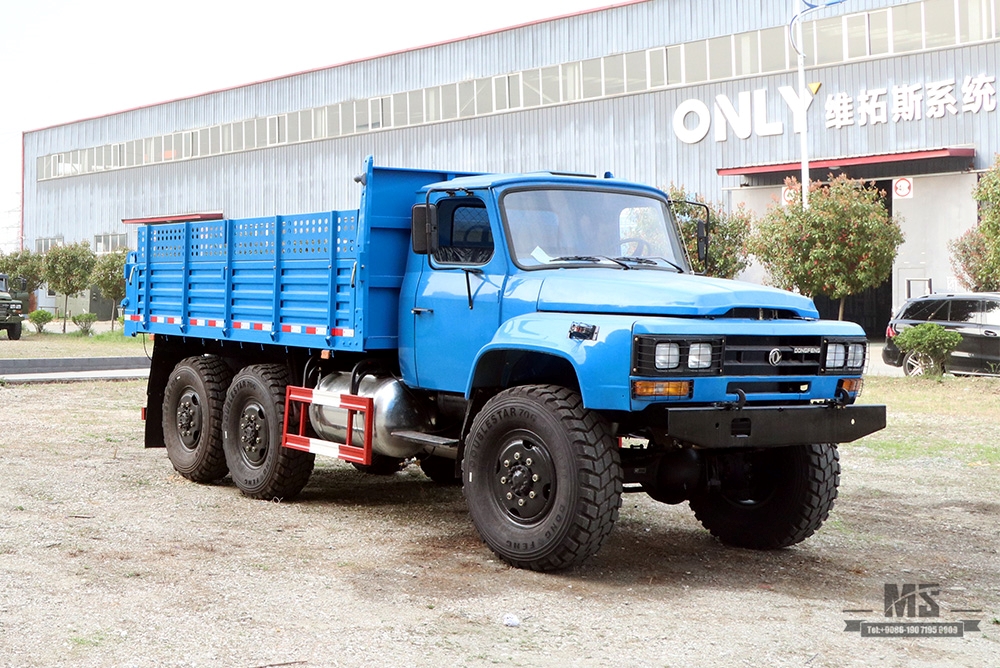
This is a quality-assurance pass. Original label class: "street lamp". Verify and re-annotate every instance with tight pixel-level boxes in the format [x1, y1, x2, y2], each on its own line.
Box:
[789, 0, 847, 209]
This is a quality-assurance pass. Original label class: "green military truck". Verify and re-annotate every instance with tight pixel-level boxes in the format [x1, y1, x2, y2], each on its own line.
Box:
[0, 274, 26, 340]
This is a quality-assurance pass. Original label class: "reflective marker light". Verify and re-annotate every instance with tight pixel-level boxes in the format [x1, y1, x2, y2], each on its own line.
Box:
[688, 342, 713, 369]
[825, 343, 846, 368]
[655, 342, 681, 369]
[847, 343, 866, 368]
[633, 380, 691, 397]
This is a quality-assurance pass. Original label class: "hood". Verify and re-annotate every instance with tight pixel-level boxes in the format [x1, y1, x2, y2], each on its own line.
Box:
[535, 269, 819, 318]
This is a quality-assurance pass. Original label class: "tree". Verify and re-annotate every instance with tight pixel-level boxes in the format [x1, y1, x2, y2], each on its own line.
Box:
[0, 249, 46, 297]
[751, 175, 905, 320]
[948, 226, 999, 292]
[43, 242, 96, 333]
[950, 155, 1000, 291]
[90, 248, 130, 330]
[667, 185, 753, 279]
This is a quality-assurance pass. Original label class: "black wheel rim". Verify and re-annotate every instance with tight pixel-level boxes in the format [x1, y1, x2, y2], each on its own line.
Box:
[175, 388, 203, 450]
[490, 433, 556, 524]
[238, 401, 269, 468]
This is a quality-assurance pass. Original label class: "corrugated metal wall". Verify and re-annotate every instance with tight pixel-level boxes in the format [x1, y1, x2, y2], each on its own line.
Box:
[21, 0, 996, 247]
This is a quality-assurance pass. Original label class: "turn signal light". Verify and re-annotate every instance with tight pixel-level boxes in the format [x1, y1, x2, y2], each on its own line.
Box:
[632, 380, 691, 398]
[839, 378, 864, 395]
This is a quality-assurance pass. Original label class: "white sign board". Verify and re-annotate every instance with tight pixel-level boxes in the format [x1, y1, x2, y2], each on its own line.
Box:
[893, 177, 914, 199]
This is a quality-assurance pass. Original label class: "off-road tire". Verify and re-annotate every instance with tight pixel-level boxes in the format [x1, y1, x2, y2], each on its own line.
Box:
[222, 364, 314, 500]
[689, 443, 839, 549]
[162, 356, 232, 482]
[7, 322, 21, 340]
[419, 455, 461, 485]
[463, 384, 622, 571]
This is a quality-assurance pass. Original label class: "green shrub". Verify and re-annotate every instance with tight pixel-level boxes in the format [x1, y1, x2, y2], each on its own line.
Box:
[893, 323, 963, 375]
[28, 309, 54, 333]
[71, 312, 99, 336]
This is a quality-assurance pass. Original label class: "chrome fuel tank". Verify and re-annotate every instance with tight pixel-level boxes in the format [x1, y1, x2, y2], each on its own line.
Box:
[308, 373, 432, 459]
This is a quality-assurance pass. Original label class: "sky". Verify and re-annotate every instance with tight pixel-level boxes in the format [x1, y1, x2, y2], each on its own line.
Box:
[0, 0, 624, 251]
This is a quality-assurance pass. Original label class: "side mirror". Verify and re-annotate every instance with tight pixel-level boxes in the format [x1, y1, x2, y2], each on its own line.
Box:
[696, 219, 709, 265]
[411, 203, 439, 255]
[18, 277, 27, 291]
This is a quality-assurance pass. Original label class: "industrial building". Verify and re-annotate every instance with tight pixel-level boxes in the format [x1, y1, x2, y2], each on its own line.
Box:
[20, 0, 1000, 333]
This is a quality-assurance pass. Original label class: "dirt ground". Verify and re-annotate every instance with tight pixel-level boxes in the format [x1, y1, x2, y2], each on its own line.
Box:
[0, 379, 997, 667]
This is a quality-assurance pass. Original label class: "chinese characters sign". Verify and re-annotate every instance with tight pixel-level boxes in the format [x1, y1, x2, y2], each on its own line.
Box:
[825, 75, 997, 129]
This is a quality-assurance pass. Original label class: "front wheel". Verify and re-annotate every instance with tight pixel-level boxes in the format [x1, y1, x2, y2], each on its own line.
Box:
[689, 443, 839, 549]
[7, 322, 21, 340]
[222, 365, 314, 500]
[463, 385, 622, 571]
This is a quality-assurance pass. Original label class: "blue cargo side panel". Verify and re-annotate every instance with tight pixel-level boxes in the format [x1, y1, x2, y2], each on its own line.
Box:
[124, 211, 363, 351]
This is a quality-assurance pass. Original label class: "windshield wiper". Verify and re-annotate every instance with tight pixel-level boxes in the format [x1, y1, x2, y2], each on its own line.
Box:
[550, 255, 630, 269]
[613, 256, 686, 273]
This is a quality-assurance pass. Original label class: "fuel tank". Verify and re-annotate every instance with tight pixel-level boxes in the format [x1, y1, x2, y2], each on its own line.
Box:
[308, 373, 433, 459]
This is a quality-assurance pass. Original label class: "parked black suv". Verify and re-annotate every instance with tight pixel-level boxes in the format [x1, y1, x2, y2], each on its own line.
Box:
[883, 292, 1000, 375]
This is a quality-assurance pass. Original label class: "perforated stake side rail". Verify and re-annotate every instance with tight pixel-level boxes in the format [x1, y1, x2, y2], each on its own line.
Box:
[282, 385, 374, 465]
[124, 211, 361, 351]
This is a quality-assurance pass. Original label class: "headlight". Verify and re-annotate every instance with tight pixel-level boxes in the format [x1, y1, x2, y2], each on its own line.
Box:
[654, 342, 680, 369]
[847, 343, 866, 368]
[688, 342, 713, 369]
[825, 343, 846, 368]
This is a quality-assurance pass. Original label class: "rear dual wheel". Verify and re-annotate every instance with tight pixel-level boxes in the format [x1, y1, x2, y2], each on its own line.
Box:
[162, 356, 232, 482]
[222, 364, 314, 500]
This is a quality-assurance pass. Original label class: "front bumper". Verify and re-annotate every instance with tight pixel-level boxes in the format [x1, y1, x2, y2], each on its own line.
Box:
[664, 404, 886, 448]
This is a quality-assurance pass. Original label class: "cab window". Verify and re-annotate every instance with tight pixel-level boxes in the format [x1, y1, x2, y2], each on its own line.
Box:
[433, 199, 494, 265]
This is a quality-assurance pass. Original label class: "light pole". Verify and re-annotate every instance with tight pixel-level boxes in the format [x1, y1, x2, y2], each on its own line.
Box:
[788, 0, 847, 209]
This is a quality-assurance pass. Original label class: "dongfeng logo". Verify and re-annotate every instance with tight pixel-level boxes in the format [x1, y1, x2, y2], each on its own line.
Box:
[768, 348, 783, 366]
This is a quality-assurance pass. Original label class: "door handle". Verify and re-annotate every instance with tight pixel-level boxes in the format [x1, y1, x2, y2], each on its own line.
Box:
[411, 307, 433, 314]
[985, 330, 998, 337]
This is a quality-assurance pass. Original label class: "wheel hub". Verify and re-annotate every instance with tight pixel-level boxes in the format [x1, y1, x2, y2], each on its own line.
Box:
[494, 439, 554, 522]
[175, 390, 202, 448]
[239, 404, 267, 465]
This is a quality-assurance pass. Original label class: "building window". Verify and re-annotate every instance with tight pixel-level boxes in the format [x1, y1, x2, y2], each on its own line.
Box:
[869, 9, 891, 54]
[458, 82, 475, 118]
[893, 2, 925, 52]
[707, 36, 733, 80]
[36, 236, 63, 254]
[734, 32, 759, 76]
[815, 16, 844, 64]
[562, 61, 582, 102]
[522, 69, 541, 107]
[958, 0, 993, 42]
[95, 233, 127, 254]
[684, 41, 707, 83]
[760, 26, 788, 72]
[540, 66, 560, 104]
[625, 50, 647, 91]
[601, 55, 623, 95]
[925, 0, 958, 47]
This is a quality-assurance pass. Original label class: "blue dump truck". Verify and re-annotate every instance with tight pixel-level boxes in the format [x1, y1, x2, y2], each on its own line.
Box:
[124, 157, 885, 571]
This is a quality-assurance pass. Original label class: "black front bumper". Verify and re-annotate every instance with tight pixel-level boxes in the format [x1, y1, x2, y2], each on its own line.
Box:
[665, 404, 886, 449]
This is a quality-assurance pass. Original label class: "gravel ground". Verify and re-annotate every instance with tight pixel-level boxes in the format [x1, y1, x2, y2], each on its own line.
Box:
[1, 380, 997, 667]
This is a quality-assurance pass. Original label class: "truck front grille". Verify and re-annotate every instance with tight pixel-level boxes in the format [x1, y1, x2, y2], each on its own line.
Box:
[723, 336, 823, 376]
[633, 335, 824, 377]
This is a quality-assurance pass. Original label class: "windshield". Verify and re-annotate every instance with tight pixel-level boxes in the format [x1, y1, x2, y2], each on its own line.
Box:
[501, 188, 689, 271]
